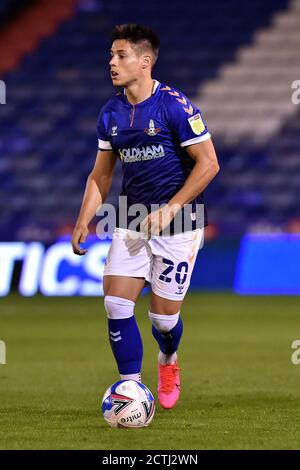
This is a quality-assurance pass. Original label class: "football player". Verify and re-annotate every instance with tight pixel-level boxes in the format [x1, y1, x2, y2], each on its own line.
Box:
[72, 24, 219, 409]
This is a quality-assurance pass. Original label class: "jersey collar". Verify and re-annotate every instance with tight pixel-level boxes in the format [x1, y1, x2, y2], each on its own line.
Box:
[123, 80, 160, 107]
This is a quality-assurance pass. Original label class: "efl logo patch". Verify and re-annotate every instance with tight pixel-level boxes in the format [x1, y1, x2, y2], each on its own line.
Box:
[188, 113, 205, 135]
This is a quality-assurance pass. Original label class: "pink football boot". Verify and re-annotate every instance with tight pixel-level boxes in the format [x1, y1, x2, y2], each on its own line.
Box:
[158, 361, 181, 409]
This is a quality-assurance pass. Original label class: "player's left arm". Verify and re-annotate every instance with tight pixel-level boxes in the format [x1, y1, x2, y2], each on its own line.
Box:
[168, 137, 219, 210]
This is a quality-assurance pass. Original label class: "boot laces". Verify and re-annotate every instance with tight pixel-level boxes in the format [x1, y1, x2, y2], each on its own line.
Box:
[160, 364, 181, 393]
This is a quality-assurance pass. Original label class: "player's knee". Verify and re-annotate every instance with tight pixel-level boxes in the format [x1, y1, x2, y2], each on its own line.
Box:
[148, 311, 180, 333]
[104, 295, 135, 320]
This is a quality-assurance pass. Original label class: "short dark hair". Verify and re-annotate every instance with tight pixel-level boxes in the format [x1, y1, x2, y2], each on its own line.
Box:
[111, 24, 160, 67]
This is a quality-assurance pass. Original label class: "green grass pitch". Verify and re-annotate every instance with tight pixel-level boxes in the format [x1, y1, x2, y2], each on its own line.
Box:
[0, 293, 300, 450]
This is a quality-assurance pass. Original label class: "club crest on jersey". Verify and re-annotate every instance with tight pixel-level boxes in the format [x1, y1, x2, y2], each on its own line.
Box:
[188, 113, 205, 135]
[111, 126, 118, 136]
[144, 119, 160, 136]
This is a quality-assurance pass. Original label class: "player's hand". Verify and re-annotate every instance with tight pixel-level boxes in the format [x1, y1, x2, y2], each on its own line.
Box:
[140, 204, 177, 237]
[71, 223, 89, 255]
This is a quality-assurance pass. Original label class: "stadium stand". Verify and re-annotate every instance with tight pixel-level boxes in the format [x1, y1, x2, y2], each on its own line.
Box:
[0, 0, 297, 241]
[0, 0, 33, 25]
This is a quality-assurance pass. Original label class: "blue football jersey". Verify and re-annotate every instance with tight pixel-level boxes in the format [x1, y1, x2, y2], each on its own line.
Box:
[97, 80, 211, 232]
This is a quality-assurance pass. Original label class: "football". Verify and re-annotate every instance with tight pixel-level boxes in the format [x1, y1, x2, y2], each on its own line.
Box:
[101, 380, 155, 428]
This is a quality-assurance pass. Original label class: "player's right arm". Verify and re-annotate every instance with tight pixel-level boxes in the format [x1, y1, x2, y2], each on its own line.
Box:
[72, 149, 117, 255]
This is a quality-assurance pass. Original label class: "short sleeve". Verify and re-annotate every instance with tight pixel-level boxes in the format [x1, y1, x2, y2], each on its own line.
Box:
[97, 108, 113, 151]
[167, 94, 211, 147]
